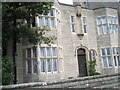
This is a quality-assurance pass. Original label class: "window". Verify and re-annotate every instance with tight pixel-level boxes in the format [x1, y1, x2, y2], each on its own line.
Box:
[40, 59, 46, 72]
[108, 56, 112, 67]
[101, 49, 105, 55]
[82, 17, 87, 33]
[113, 47, 120, 67]
[102, 17, 107, 24]
[71, 16, 75, 32]
[46, 47, 51, 57]
[53, 59, 57, 71]
[52, 47, 57, 56]
[27, 60, 32, 73]
[97, 18, 102, 25]
[106, 48, 110, 55]
[40, 47, 45, 57]
[26, 46, 63, 74]
[32, 47, 36, 58]
[33, 59, 37, 73]
[103, 25, 108, 34]
[97, 16, 119, 34]
[97, 25, 103, 34]
[26, 48, 31, 58]
[39, 47, 63, 73]
[101, 48, 113, 68]
[37, 8, 60, 28]
[47, 59, 52, 72]
[89, 50, 96, 60]
[45, 17, 49, 27]
[102, 57, 108, 68]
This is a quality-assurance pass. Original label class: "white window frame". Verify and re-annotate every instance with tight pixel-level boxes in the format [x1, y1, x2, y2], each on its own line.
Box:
[112, 47, 120, 67]
[82, 16, 87, 34]
[101, 47, 113, 68]
[70, 15, 76, 33]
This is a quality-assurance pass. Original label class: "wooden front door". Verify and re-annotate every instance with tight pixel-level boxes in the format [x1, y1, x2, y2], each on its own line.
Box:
[77, 48, 88, 77]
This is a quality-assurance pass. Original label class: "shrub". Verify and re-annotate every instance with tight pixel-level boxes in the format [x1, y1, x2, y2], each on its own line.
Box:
[88, 59, 100, 76]
[2, 57, 14, 85]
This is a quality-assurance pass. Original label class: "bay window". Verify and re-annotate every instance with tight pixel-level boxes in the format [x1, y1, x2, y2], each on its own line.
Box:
[97, 16, 119, 34]
[26, 46, 63, 74]
[36, 8, 60, 29]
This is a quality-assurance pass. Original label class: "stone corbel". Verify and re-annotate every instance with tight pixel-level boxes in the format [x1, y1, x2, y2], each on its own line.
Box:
[77, 33, 84, 40]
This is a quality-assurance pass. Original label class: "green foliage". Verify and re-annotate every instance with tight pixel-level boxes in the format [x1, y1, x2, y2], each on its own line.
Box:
[2, 57, 14, 85]
[88, 60, 100, 76]
[2, 2, 54, 56]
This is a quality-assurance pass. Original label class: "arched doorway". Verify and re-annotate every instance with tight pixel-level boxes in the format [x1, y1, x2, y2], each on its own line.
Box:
[77, 48, 88, 77]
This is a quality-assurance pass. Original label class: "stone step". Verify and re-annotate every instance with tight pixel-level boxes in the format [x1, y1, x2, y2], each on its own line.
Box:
[67, 79, 119, 88]
[32, 76, 119, 88]
[94, 82, 120, 88]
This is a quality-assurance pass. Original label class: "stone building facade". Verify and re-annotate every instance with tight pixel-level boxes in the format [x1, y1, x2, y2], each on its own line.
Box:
[15, 1, 120, 83]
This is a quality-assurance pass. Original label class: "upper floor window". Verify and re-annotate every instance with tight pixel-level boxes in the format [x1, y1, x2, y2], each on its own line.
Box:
[36, 8, 60, 29]
[97, 16, 119, 34]
[82, 17, 87, 33]
[71, 16, 75, 32]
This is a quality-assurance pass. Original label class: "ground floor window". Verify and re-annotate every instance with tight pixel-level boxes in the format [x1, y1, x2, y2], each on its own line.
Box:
[101, 48, 113, 68]
[89, 49, 96, 60]
[113, 47, 120, 67]
[101, 47, 120, 68]
[26, 46, 63, 74]
[40, 59, 59, 73]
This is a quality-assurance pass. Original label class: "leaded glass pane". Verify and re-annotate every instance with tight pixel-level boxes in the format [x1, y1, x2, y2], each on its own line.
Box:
[33, 59, 37, 73]
[32, 47, 36, 58]
[106, 48, 110, 55]
[108, 56, 112, 67]
[28, 60, 32, 73]
[102, 57, 108, 67]
[97, 18, 101, 25]
[40, 47, 45, 57]
[114, 56, 117, 66]
[102, 17, 107, 24]
[103, 25, 108, 33]
[40, 59, 45, 72]
[101, 49, 106, 55]
[72, 24, 75, 32]
[53, 59, 57, 71]
[118, 56, 120, 66]
[46, 47, 51, 57]
[27, 48, 31, 58]
[98, 25, 103, 34]
[47, 59, 51, 72]
[52, 47, 57, 56]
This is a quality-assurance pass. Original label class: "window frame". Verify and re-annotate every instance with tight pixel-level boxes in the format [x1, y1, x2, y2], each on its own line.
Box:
[101, 47, 113, 68]
[82, 16, 87, 34]
[70, 15, 76, 33]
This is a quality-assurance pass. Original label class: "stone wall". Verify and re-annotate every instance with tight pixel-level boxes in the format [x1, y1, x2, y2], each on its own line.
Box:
[2, 73, 120, 89]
